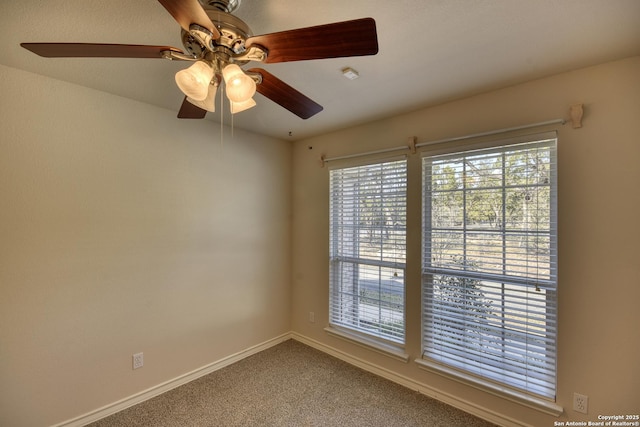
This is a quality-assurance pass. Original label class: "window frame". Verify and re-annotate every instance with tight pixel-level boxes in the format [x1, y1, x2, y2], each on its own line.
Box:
[420, 132, 558, 403]
[328, 157, 408, 348]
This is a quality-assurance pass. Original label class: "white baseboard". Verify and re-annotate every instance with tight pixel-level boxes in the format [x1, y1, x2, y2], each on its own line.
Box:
[54, 333, 292, 427]
[56, 331, 533, 427]
[290, 332, 533, 427]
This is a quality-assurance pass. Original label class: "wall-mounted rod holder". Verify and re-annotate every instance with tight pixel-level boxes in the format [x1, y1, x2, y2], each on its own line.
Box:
[569, 103, 584, 128]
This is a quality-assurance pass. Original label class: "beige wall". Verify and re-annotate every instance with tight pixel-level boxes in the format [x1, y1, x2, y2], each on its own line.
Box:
[291, 56, 640, 425]
[0, 65, 292, 426]
[2, 56, 638, 426]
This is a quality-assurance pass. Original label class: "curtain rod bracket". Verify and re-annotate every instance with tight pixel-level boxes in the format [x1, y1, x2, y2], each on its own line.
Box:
[569, 103, 584, 128]
[319, 155, 326, 168]
[409, 136, 417, 154]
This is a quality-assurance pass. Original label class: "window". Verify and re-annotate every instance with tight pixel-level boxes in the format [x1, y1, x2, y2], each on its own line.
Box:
[329, 159, 407, 344]
[421, 135, 557, 399]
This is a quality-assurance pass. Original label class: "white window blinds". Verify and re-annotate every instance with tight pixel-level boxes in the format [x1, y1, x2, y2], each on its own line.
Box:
[330, 159, 407, 343]
[421, 136, 557, 399]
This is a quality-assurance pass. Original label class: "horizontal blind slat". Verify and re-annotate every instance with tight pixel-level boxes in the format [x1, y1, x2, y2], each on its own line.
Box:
[330, 159, 407, 345]
[422, 137, 557, 400]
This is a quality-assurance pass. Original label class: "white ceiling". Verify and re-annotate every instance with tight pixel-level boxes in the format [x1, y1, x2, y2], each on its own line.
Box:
[1, 0, 639, 141]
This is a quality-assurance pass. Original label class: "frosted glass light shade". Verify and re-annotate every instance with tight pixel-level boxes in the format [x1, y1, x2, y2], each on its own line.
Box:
[230, 97, 256, 114]
[222, 64, 256, 103]
[186, 83, 217, 112]
[222, 63, 243, 82]
[175, 61, 214, 101]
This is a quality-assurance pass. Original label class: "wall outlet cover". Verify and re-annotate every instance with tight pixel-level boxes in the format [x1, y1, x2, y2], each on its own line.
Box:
[573, 392, 588, 414]
[133, 352, 144, 370]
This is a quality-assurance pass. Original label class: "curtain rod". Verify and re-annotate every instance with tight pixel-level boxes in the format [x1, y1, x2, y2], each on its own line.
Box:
[320, 118, 566, 166]
[415, 118, 566, 148]
[321, 145, 408, 163]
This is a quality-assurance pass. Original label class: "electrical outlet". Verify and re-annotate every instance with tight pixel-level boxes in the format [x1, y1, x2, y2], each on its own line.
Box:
[573, 392, 588, 414]
[309, 311, 315, 323]
[132, 352, 144, 370]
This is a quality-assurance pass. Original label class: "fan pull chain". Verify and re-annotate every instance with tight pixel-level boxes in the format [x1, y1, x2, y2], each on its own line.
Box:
[220, 80, 224, 152]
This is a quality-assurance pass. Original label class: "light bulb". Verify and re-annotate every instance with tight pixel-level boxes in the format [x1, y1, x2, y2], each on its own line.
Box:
[175, 61, 214, 101]
[222, 64, 256, 103]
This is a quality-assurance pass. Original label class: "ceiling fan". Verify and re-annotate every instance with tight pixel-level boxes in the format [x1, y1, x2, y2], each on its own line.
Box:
[20, 0, 379, 120]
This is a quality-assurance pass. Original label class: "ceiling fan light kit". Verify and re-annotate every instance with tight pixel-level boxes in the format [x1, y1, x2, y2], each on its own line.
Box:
[230, 97, 256, 114]
[221, 63, 256, 103]
[186, 82, 218, 112]
[175, 60, 215, 100]
[20, 0, 379, 120]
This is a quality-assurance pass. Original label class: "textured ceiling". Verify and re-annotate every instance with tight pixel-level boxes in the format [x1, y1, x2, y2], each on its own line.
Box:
[1, 0, 639, 141]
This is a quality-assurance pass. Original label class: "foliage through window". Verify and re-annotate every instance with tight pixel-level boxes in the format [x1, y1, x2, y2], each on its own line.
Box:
[330, 159, 407, 344]
[421, 135, 557, 399]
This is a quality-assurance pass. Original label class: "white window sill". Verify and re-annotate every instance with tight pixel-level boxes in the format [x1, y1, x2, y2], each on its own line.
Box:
[415, 358, 563, 417]
[324, 326, 410, 363]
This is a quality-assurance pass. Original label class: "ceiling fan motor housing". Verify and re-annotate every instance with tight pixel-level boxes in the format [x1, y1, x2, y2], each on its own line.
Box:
[201, 0, 241, 13]
[182, 4, 252, 63]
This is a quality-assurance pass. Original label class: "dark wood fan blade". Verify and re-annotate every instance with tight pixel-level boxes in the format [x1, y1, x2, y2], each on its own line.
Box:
[20, 43, 184, 58]
[157, 0, 220, 39]
[248, 68, 323, 119]
[177, 97, 207, 119]
[245, 18, 378, 64]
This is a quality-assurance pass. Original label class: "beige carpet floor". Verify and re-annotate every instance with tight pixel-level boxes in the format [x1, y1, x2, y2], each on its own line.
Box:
[88, 339, 497, 426]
